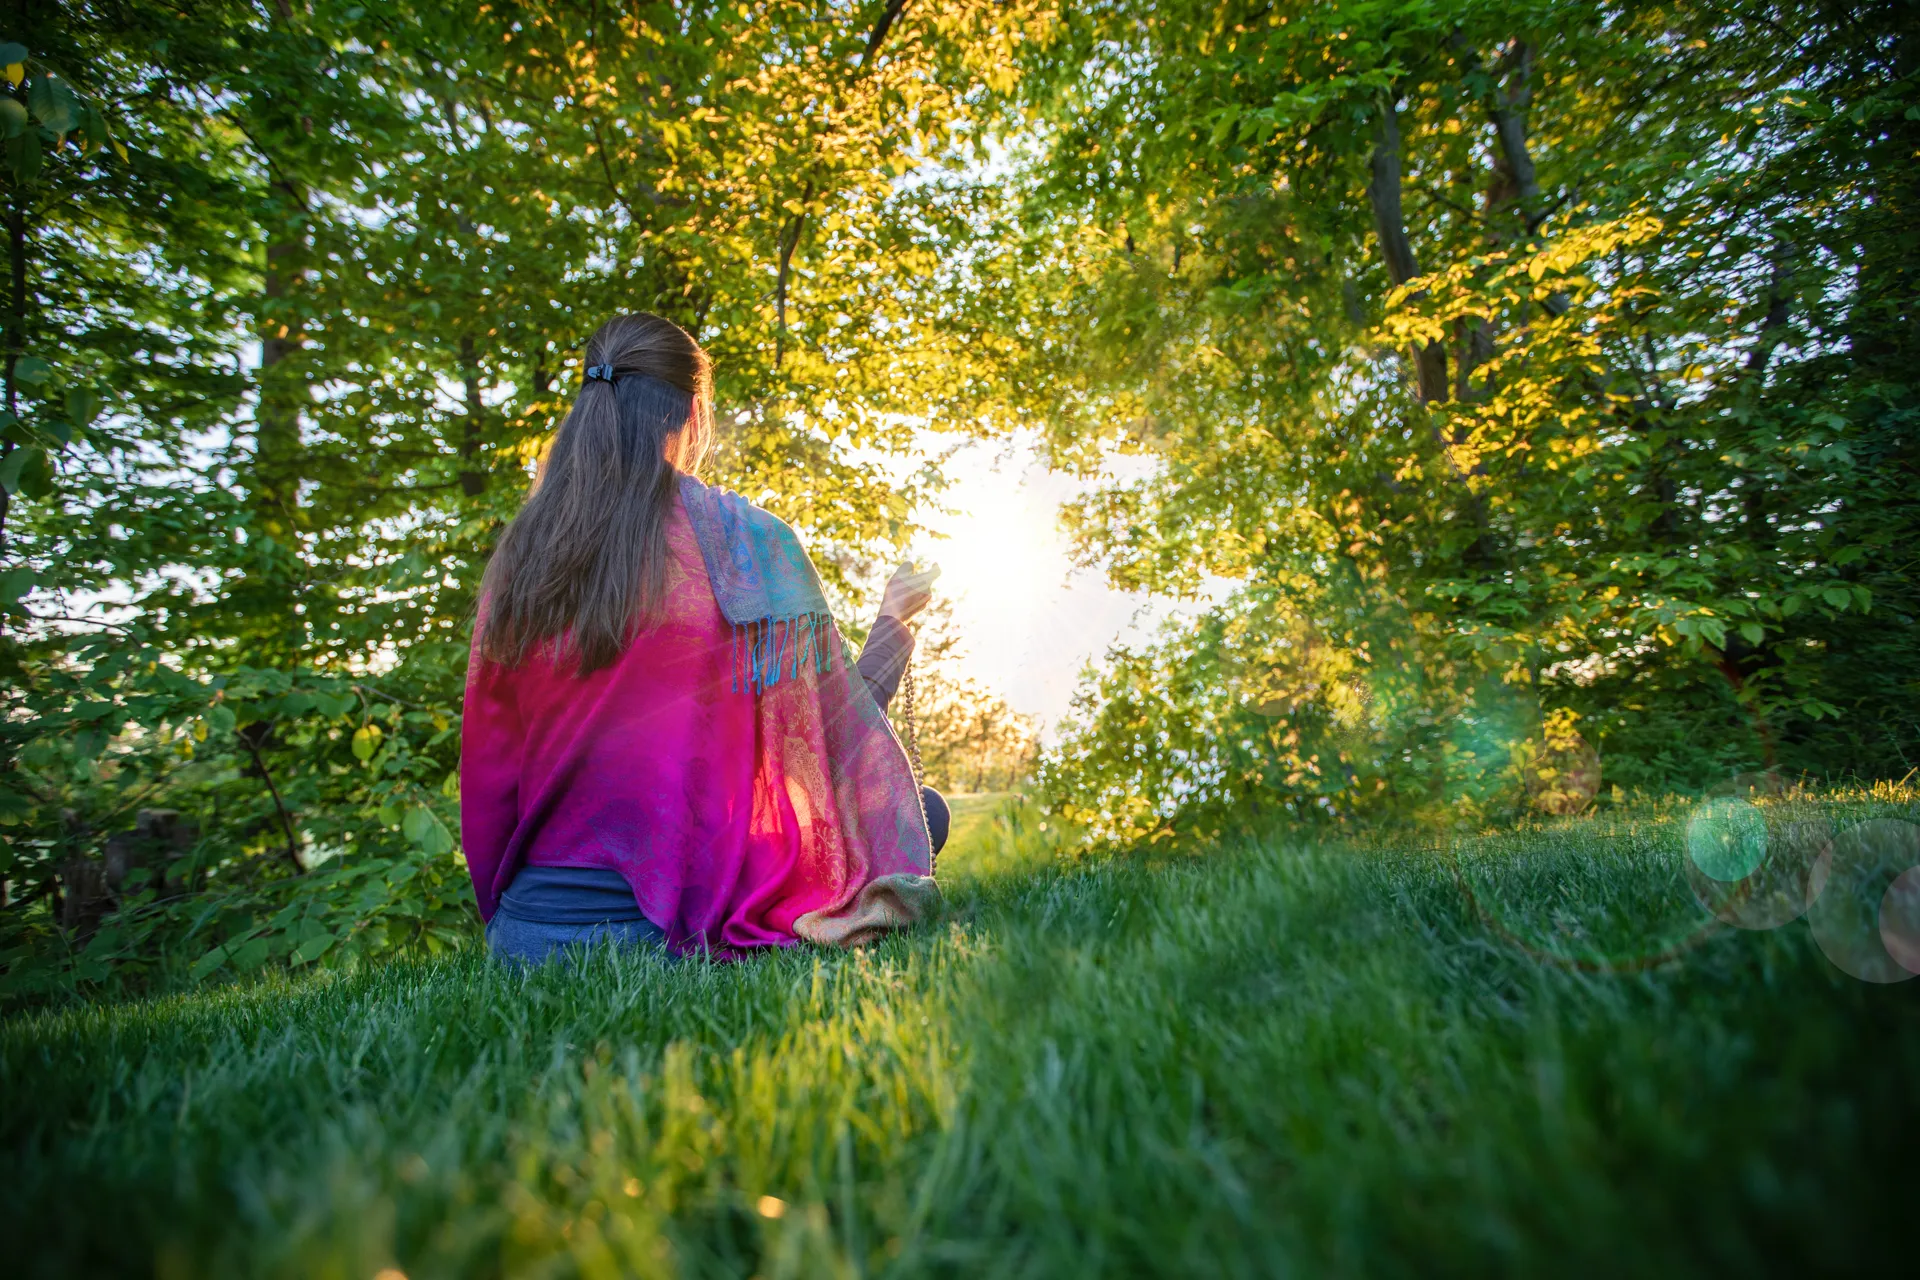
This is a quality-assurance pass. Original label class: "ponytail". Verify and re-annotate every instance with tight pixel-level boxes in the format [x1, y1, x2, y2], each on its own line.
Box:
[479, 313, 714, 673]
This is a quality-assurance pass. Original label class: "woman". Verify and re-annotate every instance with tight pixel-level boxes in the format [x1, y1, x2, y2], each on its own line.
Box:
[461, 313, 944, 963]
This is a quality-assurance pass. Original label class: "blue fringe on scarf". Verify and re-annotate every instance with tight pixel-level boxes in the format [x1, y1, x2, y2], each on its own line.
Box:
[729, 612, 841, 694]
[681, 475, 843, 696]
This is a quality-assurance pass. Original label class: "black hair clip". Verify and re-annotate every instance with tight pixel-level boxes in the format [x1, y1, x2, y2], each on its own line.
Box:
[584, 363, 617, 384]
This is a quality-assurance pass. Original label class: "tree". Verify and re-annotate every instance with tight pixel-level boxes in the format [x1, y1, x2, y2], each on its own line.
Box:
[0, 0, 1040, 1001]
[956, 0, 1920, 839]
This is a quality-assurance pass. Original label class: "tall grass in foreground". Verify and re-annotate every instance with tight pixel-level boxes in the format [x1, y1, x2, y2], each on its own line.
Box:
[4, 789, 1917, 1278]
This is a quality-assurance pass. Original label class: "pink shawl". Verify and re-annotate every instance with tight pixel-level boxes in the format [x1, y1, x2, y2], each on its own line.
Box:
[460, 490, 939, 954]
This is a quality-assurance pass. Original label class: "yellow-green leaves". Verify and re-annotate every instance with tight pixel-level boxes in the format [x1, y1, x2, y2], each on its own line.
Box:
[990, 0, 1920, 829]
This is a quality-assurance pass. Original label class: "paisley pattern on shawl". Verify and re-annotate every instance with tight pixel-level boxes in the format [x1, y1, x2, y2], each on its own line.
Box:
[460, 478, 939, 955]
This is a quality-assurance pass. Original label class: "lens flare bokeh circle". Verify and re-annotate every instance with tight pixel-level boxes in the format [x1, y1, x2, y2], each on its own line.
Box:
[1878, 864, 1920, 977]
[1683, 811, 1832, 931]
[1686, 798, 1769, 883]
[1807, 818, 1920, 984]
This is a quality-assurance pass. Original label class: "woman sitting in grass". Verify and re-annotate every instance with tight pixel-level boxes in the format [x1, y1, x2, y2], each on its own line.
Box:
[461, 312, 945, 963]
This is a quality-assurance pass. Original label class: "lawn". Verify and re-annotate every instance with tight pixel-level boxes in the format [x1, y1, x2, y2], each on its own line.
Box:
[4, 789, 1917, 1278]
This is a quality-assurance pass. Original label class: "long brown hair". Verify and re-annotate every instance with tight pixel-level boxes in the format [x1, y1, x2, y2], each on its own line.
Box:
[479, 313, 715, 673]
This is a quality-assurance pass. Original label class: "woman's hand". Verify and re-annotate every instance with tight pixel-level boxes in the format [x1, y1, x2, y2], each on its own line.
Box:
[878, 562, 940, 625]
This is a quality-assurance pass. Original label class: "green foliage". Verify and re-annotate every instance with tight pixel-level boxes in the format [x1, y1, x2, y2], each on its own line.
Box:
[5, 791, 1917, 1275]
[7, 0, 1916, 997]
[0, 653, 477, 1001]
[0, 1, 1041, 1005]
[948, 1, 1920, 841]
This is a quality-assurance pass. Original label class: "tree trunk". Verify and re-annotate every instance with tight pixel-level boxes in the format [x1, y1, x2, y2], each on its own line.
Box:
[1487, 42, 1542, 218]
[253, 182, 306, 539]
[1450, 150, 1497, 399]
[0, 186, 26, 563]
[1367, 92, 1502, 566]
[1366, 93, 1449, 403]
[459, 333, 486, 497]
[1465, 37, 1570, 319]
[1736, 239, 1797, 555]
[254, 0, 311, 539]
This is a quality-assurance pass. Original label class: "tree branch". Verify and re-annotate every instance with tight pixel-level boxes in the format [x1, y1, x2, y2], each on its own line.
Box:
[459, 329, 485, 498]
[775, 2, 910, 369]
[1366, 93, 1448, 403]
[240, 725, 303, 873]
[587, 116, 647, 227]
[1451, 33, 1569, 314]
[774, 180, 816, 371]
[1746, 239, 1797, 373]
[862, 0, 913, 70]
[1413, 181, 1489, 227]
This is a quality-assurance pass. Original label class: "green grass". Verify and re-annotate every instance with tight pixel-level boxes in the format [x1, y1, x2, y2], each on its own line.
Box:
[5, 789, 1918, 1278]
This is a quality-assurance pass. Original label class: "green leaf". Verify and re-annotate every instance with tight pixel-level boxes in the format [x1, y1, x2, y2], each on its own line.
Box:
[64, 387, 102, 426]
[1821, 587, 1850, 610]
[0, 787, 32, 825]
[401, 805, 433, 845]
[5, 122, 38, 182]
[208, 704, 236, 736]
[1738, 622, 1765, 646]
[12, 355, 48, 384]
[0, 42, 27, 66]
[312, 691, 353, 718]
[189, 944, 229, 982]
[0, 563, 31, 607]
[230, 936, 274, 971]
[0, 444, 42, 494]
[0, 96, 25, 139]
[15, 444, 52, 498]
[290, 932, 336, 964]
[27, 73, 78, 135]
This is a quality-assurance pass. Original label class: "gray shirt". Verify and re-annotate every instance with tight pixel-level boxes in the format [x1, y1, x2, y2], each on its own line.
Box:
[854, 614, 915, 712]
